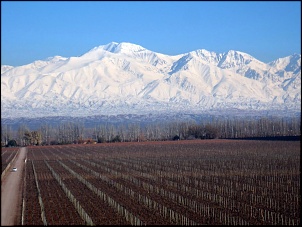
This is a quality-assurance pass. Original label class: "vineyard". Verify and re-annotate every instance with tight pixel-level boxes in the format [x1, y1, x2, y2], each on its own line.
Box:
[22, 139, 300, 225]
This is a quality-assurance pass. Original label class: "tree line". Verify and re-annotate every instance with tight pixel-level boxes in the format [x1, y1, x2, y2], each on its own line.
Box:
[1, 115, 300, 147]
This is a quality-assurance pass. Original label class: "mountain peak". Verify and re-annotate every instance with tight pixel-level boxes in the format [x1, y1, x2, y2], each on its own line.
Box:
[102, 42, 119, 52]
[217, 50, 256, 68]
[86, 42, 147, 57]
[190, 49, 221, 64]
[45, 55, 68, 62]
[107, 42, 146, 54]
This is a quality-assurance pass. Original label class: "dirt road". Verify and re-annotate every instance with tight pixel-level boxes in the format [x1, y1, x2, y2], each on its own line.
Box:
[1, 147, 27, 226]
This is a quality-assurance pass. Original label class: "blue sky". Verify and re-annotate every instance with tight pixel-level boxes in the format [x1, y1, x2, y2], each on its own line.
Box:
[1, 1, 301, 66]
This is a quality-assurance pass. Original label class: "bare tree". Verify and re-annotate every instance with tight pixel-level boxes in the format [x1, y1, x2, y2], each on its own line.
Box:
[39, 123, 51, 145]
[16, 124, 29, 146]
[1, 124, 13, 146]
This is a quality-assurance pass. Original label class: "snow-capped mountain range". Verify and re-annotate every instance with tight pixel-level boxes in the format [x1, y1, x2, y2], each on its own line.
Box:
[1, 42, 301, 119]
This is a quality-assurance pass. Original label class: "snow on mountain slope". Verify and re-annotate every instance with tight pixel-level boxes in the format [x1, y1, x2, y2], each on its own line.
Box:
[269, 53, 301, 73]
[1, 42, 301, 119]
[1, 65, 14, 74]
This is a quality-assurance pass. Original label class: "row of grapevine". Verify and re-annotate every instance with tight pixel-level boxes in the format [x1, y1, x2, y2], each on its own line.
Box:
[31, 161, 47, 225]
[64, 158, 196, 225]
[70, 143, 299, 225]
[23, 140, 300, 225]
[65, 141, 299, 223]
[94, 154, 298, 223]
[34, 158, 86, 225]
[80, 157, 252, 225]
[23, 161, 44, 225]
[58, 159, 145, 225]
[45, 159, 132, 225]
[43, 160, 94, 225]
[46, 148, 200, 224]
